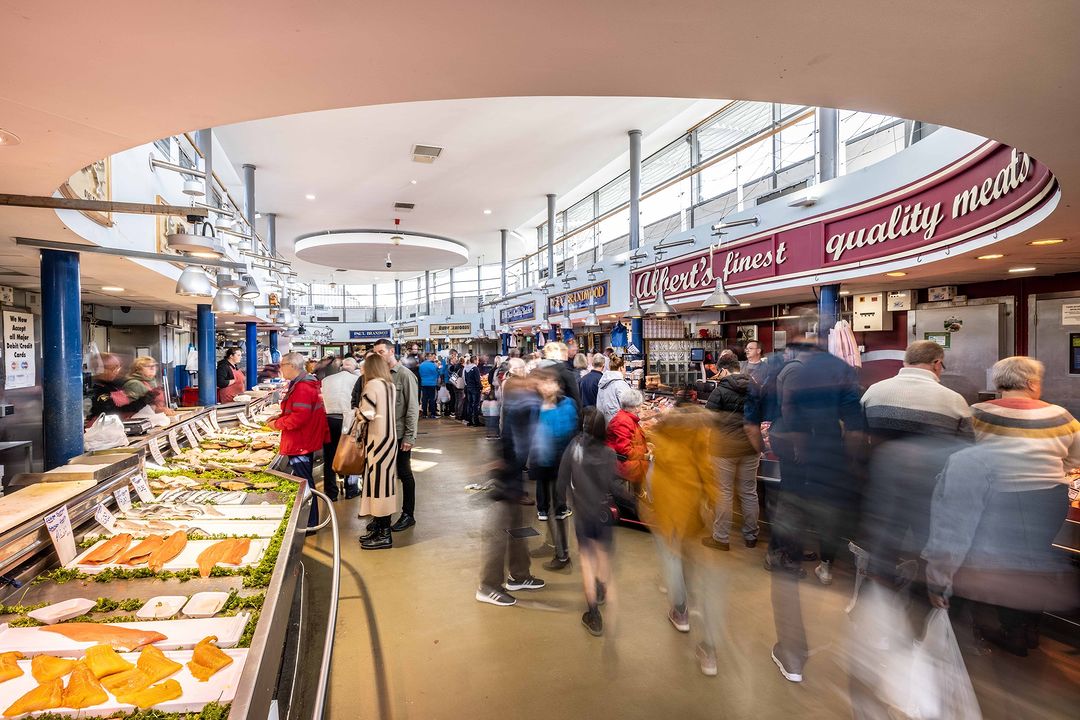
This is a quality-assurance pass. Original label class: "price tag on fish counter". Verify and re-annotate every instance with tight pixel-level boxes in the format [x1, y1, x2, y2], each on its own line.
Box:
[131, 474, 155, 503]
[183, 424, 200, 447]
[113, 486, 132, 513]
[167, 430, 182, 455]
[148, 440, 166, 466]
[94, 503, 117, 532]
[209, 409, 221, 431]
[198, 419, 215, 436]
[44, 505, 76, 566]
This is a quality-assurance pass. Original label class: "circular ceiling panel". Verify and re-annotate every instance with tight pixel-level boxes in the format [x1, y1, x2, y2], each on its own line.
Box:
[293, 229, 469, 272]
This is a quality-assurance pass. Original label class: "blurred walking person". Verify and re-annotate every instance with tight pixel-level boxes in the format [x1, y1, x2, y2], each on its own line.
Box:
[530, 368, 579, 570]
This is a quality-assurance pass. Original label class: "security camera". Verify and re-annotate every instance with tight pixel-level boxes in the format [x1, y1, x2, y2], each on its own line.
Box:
[385, 253, 393, 269]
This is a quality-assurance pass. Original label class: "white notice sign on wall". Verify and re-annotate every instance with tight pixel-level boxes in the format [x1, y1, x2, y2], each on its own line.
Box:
[3, 311, 36, 389]
[1062, 303, 1080, 326]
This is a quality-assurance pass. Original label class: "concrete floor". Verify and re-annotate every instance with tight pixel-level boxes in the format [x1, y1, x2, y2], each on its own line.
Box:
[297, 418, 1080, 720]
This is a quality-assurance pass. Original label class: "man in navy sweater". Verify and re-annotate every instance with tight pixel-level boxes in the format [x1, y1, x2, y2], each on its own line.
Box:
[578, 354, 605, 408]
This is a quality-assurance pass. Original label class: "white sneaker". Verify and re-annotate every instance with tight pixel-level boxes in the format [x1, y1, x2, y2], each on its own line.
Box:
[696, 644, 718, 677]
[815, 561, 833, 585]
[475, 586, 516, 606]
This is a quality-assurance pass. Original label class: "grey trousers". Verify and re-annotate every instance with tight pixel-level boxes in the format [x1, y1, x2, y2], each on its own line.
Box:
[711, 454, 761, 543]
[481, 499, 531, 589]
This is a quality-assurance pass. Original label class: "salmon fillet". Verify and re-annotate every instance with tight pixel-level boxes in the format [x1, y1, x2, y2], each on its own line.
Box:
[30, 655, 75, 683]
[195, 538, 250, 578]
[0, 652, 24, 684]
[60, 661, 107, 710]
[116, 678, 182, 710]
[82, 534, 133, 565]
[146, 531, 187, 572]
[41, 624, 166, 652]
[187, 636, 233, 682]
[115, 535, 164, 565]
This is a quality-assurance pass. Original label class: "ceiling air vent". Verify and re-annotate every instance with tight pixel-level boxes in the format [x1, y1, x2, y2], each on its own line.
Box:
[411, 144, 443, 163]
[394, 202, 415, 212]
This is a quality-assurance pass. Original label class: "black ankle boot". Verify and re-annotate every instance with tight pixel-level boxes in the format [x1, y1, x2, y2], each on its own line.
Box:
[390, 512, 416, 532]
[361, 527, 393, 550]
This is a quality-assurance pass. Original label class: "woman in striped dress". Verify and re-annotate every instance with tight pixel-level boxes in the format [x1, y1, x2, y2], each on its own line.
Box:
[357, 352, 399, 550]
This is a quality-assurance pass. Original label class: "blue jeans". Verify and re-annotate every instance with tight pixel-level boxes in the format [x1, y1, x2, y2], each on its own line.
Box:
[421, 385, 437, 418]
[288, 453, 317, 530]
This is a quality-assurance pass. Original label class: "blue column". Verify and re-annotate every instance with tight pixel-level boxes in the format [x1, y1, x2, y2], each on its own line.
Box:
[268, 330, 279, 363]
[631, 318, 644, 359]
[818, 284, 841, 341]
[245, 322, 257, 389]
[501, 333, 510, 356]
[197, 304, 216, 406]
[548, 325, 557, 342]
[41, 249, 83, 469]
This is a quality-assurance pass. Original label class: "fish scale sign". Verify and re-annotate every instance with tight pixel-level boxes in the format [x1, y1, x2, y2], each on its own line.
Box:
[632, 143, 1055, 302]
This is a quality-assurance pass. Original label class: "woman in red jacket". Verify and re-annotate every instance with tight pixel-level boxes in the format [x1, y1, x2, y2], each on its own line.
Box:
[268, 352, 331, 535]
[606, 388, 649, 485]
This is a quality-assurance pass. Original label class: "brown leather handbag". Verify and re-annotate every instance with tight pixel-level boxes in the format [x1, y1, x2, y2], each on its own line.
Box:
[332, 414, 369, 476]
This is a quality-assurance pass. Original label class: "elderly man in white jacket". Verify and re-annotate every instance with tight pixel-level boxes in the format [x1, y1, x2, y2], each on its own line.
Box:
[321, 356, 362, 500]
[596, 355, 633, 422]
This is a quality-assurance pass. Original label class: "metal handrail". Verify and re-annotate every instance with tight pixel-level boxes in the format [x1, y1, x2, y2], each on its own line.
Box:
[306, 488, 340, 720]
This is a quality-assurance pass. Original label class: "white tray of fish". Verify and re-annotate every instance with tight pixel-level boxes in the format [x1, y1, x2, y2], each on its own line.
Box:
[68, 538, 269, 575]
[118, 503, 287, 521]
[153, 489, 249, 505]
[0, 614, 249, 655]
[109, 518, 283, 538]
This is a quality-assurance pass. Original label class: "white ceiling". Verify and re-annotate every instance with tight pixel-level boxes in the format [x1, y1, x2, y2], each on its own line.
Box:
[215, 97, 724, 283]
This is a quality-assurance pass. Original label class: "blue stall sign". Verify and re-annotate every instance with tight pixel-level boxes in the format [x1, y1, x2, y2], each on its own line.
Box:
[500, 301, 536, 324]
[349, 328, 391, 340]
[547, 280, 610, 314]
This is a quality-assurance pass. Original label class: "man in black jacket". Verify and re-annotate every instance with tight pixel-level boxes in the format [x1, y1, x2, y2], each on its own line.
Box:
[578, 354, 605, 408]
[704, 357, 760, 551]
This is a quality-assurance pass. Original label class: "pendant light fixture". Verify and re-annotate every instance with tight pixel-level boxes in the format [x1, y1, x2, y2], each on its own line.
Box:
[182, 179, 205, 197]
[239, 274, 260, 299]
[700, 277, 740, 309]
[539, 313, 551, 332]
[646, 283, 677, 317]
[238, 299, 256, 316]
[168, 221, 225, 259]
[584, 296, 599, 326]
[211, 287, 240, 313]
[175, 266, 214, 297]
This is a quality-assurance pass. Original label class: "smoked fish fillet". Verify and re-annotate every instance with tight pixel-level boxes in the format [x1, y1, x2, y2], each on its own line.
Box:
[187, 636, 233, 681]
[82, 534, 133, 565]
[60, 661, 107, 710]
[43, 624, 166, 652]
[0, 652, 24, 683]
[196, 537, 250, 577]
[115, 535, 164, 565]
[102, 646, 181, 695]
[82, 644, 134, 678]
[147, 531, 187, 572]
[30, 655, 75, 683]
[3, 677, 62, 717]
[117, 678, 182, 709]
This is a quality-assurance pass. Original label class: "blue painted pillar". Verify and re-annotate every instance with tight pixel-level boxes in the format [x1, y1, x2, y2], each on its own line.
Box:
[268, 330, 280, 363]
[245, 322, 257, 389]
[41, 249, 84, 469]
[197, 304, 216, 406]
[818, 284, 841, 342]
[631, 318, 644, 359]
[501, 333, 510, 356]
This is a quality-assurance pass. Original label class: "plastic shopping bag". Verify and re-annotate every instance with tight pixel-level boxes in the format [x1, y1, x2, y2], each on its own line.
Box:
[437, 385, 450, 403]
[84, 414, 130, 452]
[906, 608, 982, 719]
[131, 404, 170, 428]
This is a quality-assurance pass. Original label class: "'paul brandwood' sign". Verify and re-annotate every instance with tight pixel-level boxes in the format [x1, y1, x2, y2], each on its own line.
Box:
[349, 328, 391, 340]
[632, 143, 1054, 301]
[500, 301, 536, 324]
[548, 281, 610, 315]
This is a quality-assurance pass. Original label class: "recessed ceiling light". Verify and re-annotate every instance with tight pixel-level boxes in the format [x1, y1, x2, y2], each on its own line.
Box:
[1027, 238, 1065, 246]
[0, 128, 20, 146]
[1008, 266, 1037, 273]
[101, 286, 125, 292]
[976, 253, 1004, 260]
[254, 212, 262, 219]
[885, 272, 907, 277]
[839, 290, 851, 296]
[305, 194, 316, 201]
[483, 209, 492, 215]
[739, 302, 751, 307]
[409, 180, 418, 185]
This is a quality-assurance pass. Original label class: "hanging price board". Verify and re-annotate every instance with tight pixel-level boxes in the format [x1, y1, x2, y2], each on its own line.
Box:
[44, 506, 76, 566]
[148, 440, 166, 466]
[167, 430, 182, 455]
[113, 486, 132, 513]
[94, 503, 117, 532]
[130, 474, 155, 503]
[182, 425, 199, 448]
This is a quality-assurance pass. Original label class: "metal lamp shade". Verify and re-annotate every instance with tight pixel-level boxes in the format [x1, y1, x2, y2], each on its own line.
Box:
[646, 286, 677, 317]
[700, 278, 740, 309]
[176, 266, 213, 297]
[238, 299, 256, 316]
[167, 230, 222, 259]
[626, 295, 646, 319]
[182, 179, 205, 197]
[539, 316, 551, 332]
[239, 275, 260, 299]
[211, 288, 240, 313]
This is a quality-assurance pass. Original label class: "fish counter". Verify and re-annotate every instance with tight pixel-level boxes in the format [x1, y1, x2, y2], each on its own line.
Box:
[0, 398, 333, 720]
